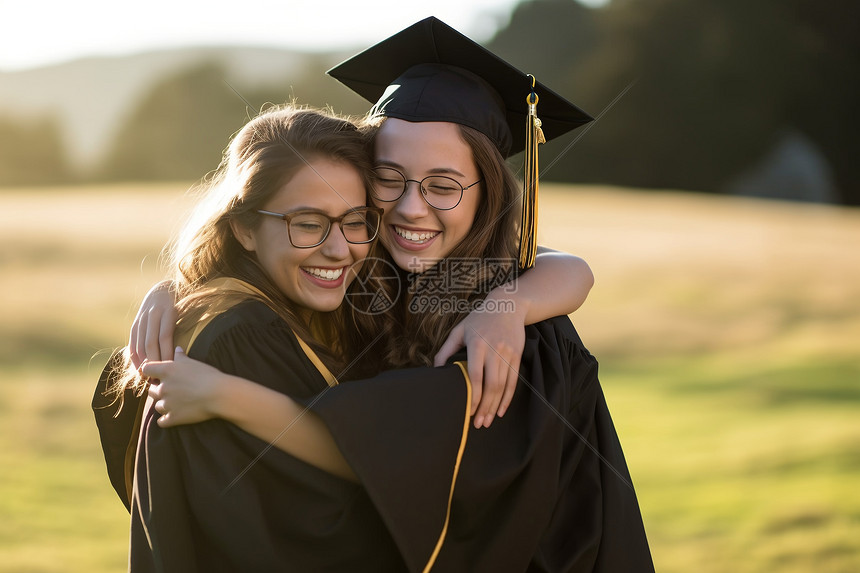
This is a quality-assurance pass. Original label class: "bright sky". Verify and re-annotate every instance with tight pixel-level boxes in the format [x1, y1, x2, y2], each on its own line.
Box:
[0, 0, 607, 72]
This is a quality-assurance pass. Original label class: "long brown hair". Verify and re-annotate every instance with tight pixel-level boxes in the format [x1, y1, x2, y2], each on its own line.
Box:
[109, 104, 376, 403]
[362, 119, 522, 367]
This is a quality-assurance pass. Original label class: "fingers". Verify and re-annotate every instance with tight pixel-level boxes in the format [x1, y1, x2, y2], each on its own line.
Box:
[487, 358, 507, 417]
[139, 347, 185, 380]
[151, 391, 174, 426]
[158, 314, 177, 362]
[141, 360, 168, 380]
[129, 320, 142, 369]
[473, 355, 504, 429]
[434, 324, 464, 367]
[498, 353, 520, 418]
[129, 282, 178, 365]
[147, 379, 162, 400]
[471, 338, 523, 428]
[467, 346, 484, 422]
[143, 307, 165, 363]
[132, 313, 152, 369]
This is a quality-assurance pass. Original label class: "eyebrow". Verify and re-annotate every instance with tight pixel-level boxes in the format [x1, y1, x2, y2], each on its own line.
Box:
[272, 206, 366, 216]
[375, 159, 467, 179]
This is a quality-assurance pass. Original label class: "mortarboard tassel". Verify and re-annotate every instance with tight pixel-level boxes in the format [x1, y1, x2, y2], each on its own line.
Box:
[519, 75, 546, 269]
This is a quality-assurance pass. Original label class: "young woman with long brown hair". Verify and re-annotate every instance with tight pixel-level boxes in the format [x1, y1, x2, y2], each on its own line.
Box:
[95, 104, 417, 570]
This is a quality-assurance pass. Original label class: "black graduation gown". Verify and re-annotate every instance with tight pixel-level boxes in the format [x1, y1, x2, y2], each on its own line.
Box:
[94, 299, 412, 572]
[95, 305, 652, 571]
[305, 315, 655, 572]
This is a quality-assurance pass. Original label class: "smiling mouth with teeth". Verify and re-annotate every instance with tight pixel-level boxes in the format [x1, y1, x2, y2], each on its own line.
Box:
[302, 267, 344, 281]
[394, 226, 440, 244]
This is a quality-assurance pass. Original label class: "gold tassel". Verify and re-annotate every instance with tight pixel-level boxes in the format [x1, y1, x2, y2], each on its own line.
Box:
[519, 74, 545, 269]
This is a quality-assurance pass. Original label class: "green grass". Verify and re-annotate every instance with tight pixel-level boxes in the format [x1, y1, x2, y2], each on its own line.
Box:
[604, 355, 860, 573]
[1, 183, 858, 572]
[0, 368, 129, 573]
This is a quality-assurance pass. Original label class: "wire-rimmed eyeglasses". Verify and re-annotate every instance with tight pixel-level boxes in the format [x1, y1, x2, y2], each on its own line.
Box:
[371, 166, 482, 210]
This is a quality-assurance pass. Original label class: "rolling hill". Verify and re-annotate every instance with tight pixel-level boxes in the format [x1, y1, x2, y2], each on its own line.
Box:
[0, 46, 352, 168]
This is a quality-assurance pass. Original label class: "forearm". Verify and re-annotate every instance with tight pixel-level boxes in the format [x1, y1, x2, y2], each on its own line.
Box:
[211, 375, 356, 481]
[490, 248, 594, 325]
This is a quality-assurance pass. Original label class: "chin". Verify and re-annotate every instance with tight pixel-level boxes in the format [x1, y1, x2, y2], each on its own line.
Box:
[294, 293, 338, 313]
[388, 250, 428, 273]
[311, 301, 341, 313]
[398, 246, 457, 274]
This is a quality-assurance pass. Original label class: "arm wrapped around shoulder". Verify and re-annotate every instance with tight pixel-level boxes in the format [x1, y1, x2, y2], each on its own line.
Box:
[307, 316, 654, 573]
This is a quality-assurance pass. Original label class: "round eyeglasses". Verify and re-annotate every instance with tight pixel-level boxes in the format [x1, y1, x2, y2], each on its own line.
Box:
[256, 206, 383, 248]
[371, 166, 482, 210]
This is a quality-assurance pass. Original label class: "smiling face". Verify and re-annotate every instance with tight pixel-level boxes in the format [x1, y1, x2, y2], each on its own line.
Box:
[372, 119, 482, 273]
[232, 157, 370, 313]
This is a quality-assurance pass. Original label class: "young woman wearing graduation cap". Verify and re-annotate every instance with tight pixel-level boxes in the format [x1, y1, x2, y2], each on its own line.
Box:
[127, 17, 653, 573]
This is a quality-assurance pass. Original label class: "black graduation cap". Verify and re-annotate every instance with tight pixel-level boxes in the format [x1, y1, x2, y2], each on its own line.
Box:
[327, 16, 592, 158]
[328, 16, 593, 269]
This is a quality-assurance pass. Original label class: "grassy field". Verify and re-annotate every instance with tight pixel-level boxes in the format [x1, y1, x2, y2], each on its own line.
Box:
[1, 182, 858, 572]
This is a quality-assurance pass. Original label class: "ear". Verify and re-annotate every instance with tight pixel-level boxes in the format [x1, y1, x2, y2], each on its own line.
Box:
[230, 218, 257, 252]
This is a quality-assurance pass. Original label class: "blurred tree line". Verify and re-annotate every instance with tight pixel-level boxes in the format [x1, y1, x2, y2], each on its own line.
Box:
[1, 0, 856, 204]
[487, 0, 857, 204]
[0, 115, 71, 185]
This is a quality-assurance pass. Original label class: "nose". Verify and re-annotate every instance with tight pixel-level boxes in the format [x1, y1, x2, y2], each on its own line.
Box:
[319, 223, 351, 260]
[394, 180, 431, 220]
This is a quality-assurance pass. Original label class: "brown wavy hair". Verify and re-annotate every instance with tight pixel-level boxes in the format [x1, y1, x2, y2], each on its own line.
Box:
[359, 118, 522, 367]
[109, 103, 379, 405]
